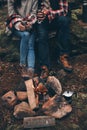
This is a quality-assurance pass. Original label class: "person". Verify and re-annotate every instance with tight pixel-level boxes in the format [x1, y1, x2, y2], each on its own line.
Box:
[7, 0, 38, 79]
[36, 0, 73, 74]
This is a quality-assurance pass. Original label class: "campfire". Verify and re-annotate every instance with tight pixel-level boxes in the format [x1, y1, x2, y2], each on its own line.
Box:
[1, 76, 72, 128]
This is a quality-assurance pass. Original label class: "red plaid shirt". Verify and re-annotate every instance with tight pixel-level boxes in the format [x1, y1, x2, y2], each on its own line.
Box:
[48, 0, 68, 21]
[50, 0, 68, 15]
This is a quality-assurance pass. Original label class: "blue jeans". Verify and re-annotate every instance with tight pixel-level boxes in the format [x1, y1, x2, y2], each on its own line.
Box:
[36, 20, 50, 68]
[13, 30, 35, 69]
[37, 15, 71, 68]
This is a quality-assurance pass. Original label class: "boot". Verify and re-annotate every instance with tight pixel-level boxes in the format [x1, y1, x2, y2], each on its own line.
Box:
[59, 54, 73, 72]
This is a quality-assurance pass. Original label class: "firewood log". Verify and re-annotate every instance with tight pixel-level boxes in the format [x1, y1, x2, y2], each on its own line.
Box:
[42, 95, 72, 119]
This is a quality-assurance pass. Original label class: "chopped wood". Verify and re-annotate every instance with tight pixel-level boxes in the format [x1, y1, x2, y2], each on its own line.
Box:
[25, 79, 37, 110]
[23, 116, 55, 128]
[13, 102, 36, 119]
[1, 91, 17, 108]
[46, 76, 62, 96]
[16, 91, 27, 101]
[42, 95, 72, 119]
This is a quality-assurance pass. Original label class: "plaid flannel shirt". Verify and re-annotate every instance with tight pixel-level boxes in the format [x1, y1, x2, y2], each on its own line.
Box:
[49, 0, 68, 16]
[44, 0, 68, 21]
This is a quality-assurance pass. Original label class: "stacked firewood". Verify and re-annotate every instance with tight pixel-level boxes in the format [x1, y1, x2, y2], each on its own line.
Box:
[1, 76, 72, 120]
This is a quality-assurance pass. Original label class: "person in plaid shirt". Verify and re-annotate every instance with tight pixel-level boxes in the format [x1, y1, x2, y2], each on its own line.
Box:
[36, 0, 73, 74]
[7, 0, 38, 79]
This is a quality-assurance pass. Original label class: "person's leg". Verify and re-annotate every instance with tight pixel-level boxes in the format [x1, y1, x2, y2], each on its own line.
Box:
[27, 32, 35, 69]
[56, 16, 71, 55]
[27, 32, 35, 78]
[13, 30, 30, 78]
[14, 30, 30, 66]
[55, 16, 73, 72]
[36, 20, 50, 78]
[37, 21, 50, 68]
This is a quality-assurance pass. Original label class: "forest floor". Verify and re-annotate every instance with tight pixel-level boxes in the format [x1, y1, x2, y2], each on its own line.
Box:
[0, 4, 87, 130]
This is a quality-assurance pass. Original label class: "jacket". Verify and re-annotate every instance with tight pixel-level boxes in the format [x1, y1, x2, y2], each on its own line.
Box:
[8, 0, 38, 18]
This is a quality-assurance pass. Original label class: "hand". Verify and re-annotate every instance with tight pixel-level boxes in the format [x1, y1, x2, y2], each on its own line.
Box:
[42, 8, 49, 15]
[37, 9, 46, 22]
[49, 13, 55, 21]
[25, 22, 32, 30]
[18, 23, 25, 31]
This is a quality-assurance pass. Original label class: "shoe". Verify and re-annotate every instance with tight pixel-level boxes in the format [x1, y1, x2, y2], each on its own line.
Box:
[27, 68, 34, 79]
[20, 65, 29, 80]
[58, 54, 73, 72]
[40, 65, 49, 79]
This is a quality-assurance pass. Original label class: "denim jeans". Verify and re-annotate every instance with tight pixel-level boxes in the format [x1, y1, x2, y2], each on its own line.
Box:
[37, 15, 71, 67]
[13, 30, 35, 69]
[36, 20, 50, 68]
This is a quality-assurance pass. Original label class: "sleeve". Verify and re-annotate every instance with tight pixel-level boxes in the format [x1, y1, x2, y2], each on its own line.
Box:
[27, 0, 38, 25]
[8, 0, 16, 16]
[31, 0, 38, 16]
[44, 0, 51, 9]
[50, 0, 68, 16]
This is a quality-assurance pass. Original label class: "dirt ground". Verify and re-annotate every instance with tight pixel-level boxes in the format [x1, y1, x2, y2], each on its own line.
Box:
[0, 53, 87, 130]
